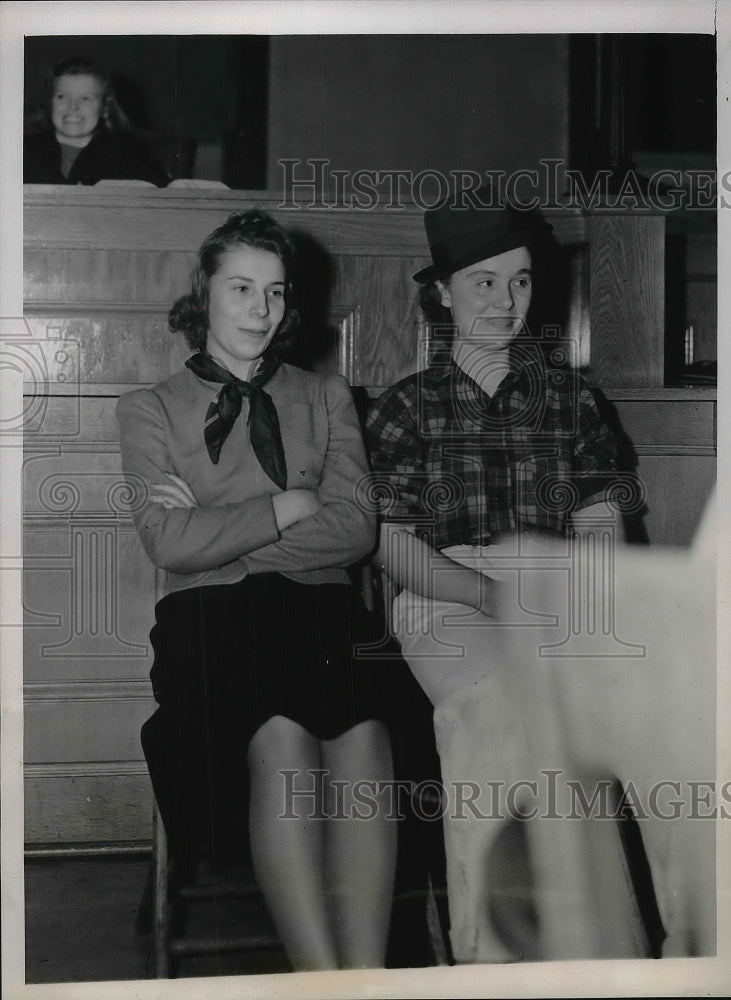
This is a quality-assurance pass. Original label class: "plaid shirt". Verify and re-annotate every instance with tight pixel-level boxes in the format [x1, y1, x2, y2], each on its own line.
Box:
[366, 343, 619, 549]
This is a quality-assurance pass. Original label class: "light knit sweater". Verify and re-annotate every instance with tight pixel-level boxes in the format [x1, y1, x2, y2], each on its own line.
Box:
[116, 362, 376, 597]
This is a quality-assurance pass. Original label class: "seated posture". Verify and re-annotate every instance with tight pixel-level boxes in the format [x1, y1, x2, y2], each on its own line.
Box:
[24, 57, 169, 186]
[367, 189, 625, 960]
[117, 210, 426, 970]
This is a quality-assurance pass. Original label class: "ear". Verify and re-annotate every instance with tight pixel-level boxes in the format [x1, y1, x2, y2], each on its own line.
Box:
[436, 279, 452, 310]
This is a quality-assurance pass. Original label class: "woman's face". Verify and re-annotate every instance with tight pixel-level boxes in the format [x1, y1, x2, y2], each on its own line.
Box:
[206, 245, 286, 379]
[437, 245, 532, 352]
[51, 74, 104, 146]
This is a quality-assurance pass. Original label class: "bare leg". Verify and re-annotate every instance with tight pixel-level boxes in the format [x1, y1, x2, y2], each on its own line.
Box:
[247, 715, 337, 970]
[321, 720, 397, 968]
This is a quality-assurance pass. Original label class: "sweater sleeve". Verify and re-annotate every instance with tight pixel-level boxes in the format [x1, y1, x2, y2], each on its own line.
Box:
[116, 388, 281, 573]
[241, 375, 376, 574]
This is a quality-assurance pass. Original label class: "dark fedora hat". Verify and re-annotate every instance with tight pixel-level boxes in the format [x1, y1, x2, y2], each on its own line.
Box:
[413, 186, 553, 283]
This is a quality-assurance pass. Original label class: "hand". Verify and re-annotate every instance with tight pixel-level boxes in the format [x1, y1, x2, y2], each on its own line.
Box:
[272, 489, 322, 530]
[149, 474, 198, 510]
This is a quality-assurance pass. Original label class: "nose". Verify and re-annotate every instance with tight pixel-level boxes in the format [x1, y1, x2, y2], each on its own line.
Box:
[493, 283, 514, 310]
[249, 290, 269, 319]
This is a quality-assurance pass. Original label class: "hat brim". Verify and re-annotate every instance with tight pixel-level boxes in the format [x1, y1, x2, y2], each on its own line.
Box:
[413, 225, 552, 284]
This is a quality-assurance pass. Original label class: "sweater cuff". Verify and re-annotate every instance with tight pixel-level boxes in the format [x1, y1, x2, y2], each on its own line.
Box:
[248, 492, 281, 549]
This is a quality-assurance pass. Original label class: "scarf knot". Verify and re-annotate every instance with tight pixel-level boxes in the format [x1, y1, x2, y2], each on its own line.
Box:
[185, 351, 288, 490]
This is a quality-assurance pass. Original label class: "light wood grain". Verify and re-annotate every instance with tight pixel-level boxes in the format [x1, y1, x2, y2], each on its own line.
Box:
[24, 694, 153, 764]
[633, 455, 716, 547]
[24, 185, 588, 253]
[612, 399, 715, 448]
[589, 215, 665, 386]
[23, 523, 156, 685]
[25, 766, 152, 844]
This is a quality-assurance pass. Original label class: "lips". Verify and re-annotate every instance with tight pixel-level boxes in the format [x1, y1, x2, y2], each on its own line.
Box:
[480, 317, 518, 328]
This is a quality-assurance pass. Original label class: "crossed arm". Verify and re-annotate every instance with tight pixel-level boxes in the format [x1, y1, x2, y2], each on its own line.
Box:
[116, 375, 375, 576]
[367, 380, 620, 615]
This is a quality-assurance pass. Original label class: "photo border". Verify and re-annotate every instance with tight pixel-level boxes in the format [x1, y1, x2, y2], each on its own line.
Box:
[2, 2, 728, 998]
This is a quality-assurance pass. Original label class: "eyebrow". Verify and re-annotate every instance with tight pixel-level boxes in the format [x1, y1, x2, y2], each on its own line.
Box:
[224, 275, 286, 284]
[466, 266, 532, 278]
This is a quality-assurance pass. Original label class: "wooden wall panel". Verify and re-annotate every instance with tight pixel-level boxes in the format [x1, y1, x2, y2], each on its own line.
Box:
[589, 216, 665, 386]
[24, 524, 155, 684]
[25, 767, 152, 845]
[24, 186, 588, 254]
[24, 248, 195, 306]
[686, 280, 717, 364]
[22, 315, 191, 387]
[24, 690, 153, 763]
[632, 455, 716, 548]
[612, 398, 715, 452]
[24, 450, 130, 515]
[24, 395, 127, 442]
[332, 255, 428, 387]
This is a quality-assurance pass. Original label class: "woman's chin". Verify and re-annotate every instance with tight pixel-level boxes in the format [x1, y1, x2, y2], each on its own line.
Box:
[464, 322, 521, 350]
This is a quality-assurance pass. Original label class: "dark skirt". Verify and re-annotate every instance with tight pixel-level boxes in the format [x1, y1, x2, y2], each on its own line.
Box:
[141, 572, 435, 870]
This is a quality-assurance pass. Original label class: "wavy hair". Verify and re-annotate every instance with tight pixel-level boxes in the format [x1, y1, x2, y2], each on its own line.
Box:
[25, 57, 131, 134]
[168, 210, 300, 362]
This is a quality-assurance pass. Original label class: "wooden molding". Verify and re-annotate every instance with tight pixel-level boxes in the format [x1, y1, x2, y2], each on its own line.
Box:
[23, 300, 172, 316]
[633, 445, 716, 457]
[24, 679, 152, 703]
[24, 184, 589, 253]
[25, 760, 149, 779]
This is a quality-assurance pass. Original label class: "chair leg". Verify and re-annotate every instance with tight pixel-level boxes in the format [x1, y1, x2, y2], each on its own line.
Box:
[134, 858, 155, 936]
[152, 799, 170, 978]
[426, 875, 454, 965]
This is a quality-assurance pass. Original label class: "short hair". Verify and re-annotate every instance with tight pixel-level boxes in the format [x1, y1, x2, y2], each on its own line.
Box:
[168, 210, 300, 361]
[26, 56, 131, 134]
[417, 278, 456, 358]
[418, 278, 453, 326]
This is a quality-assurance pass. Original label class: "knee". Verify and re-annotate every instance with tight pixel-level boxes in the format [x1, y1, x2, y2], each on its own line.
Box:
[328, 719, 389, 751]
[247, 714, 317, 776]
[323, 720, 393, 781]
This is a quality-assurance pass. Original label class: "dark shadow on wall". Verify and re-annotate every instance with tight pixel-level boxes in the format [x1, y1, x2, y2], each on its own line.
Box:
[287, 230, 341, 373]
[588, 388, 650, 545]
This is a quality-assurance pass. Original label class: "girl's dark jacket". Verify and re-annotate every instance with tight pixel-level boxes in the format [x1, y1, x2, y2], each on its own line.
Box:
[24, 130, 169, 186]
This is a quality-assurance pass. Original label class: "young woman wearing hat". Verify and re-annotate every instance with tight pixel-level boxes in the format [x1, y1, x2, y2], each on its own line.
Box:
[367, 191, 620, 707]
[366, 192, 621, 959]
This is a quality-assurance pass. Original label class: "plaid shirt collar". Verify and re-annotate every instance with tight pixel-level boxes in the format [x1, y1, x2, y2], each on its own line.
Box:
[424, 339, 547, 391]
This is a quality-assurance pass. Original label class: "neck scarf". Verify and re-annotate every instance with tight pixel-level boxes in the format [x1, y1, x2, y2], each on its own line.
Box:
[185, 351, 287, 489]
